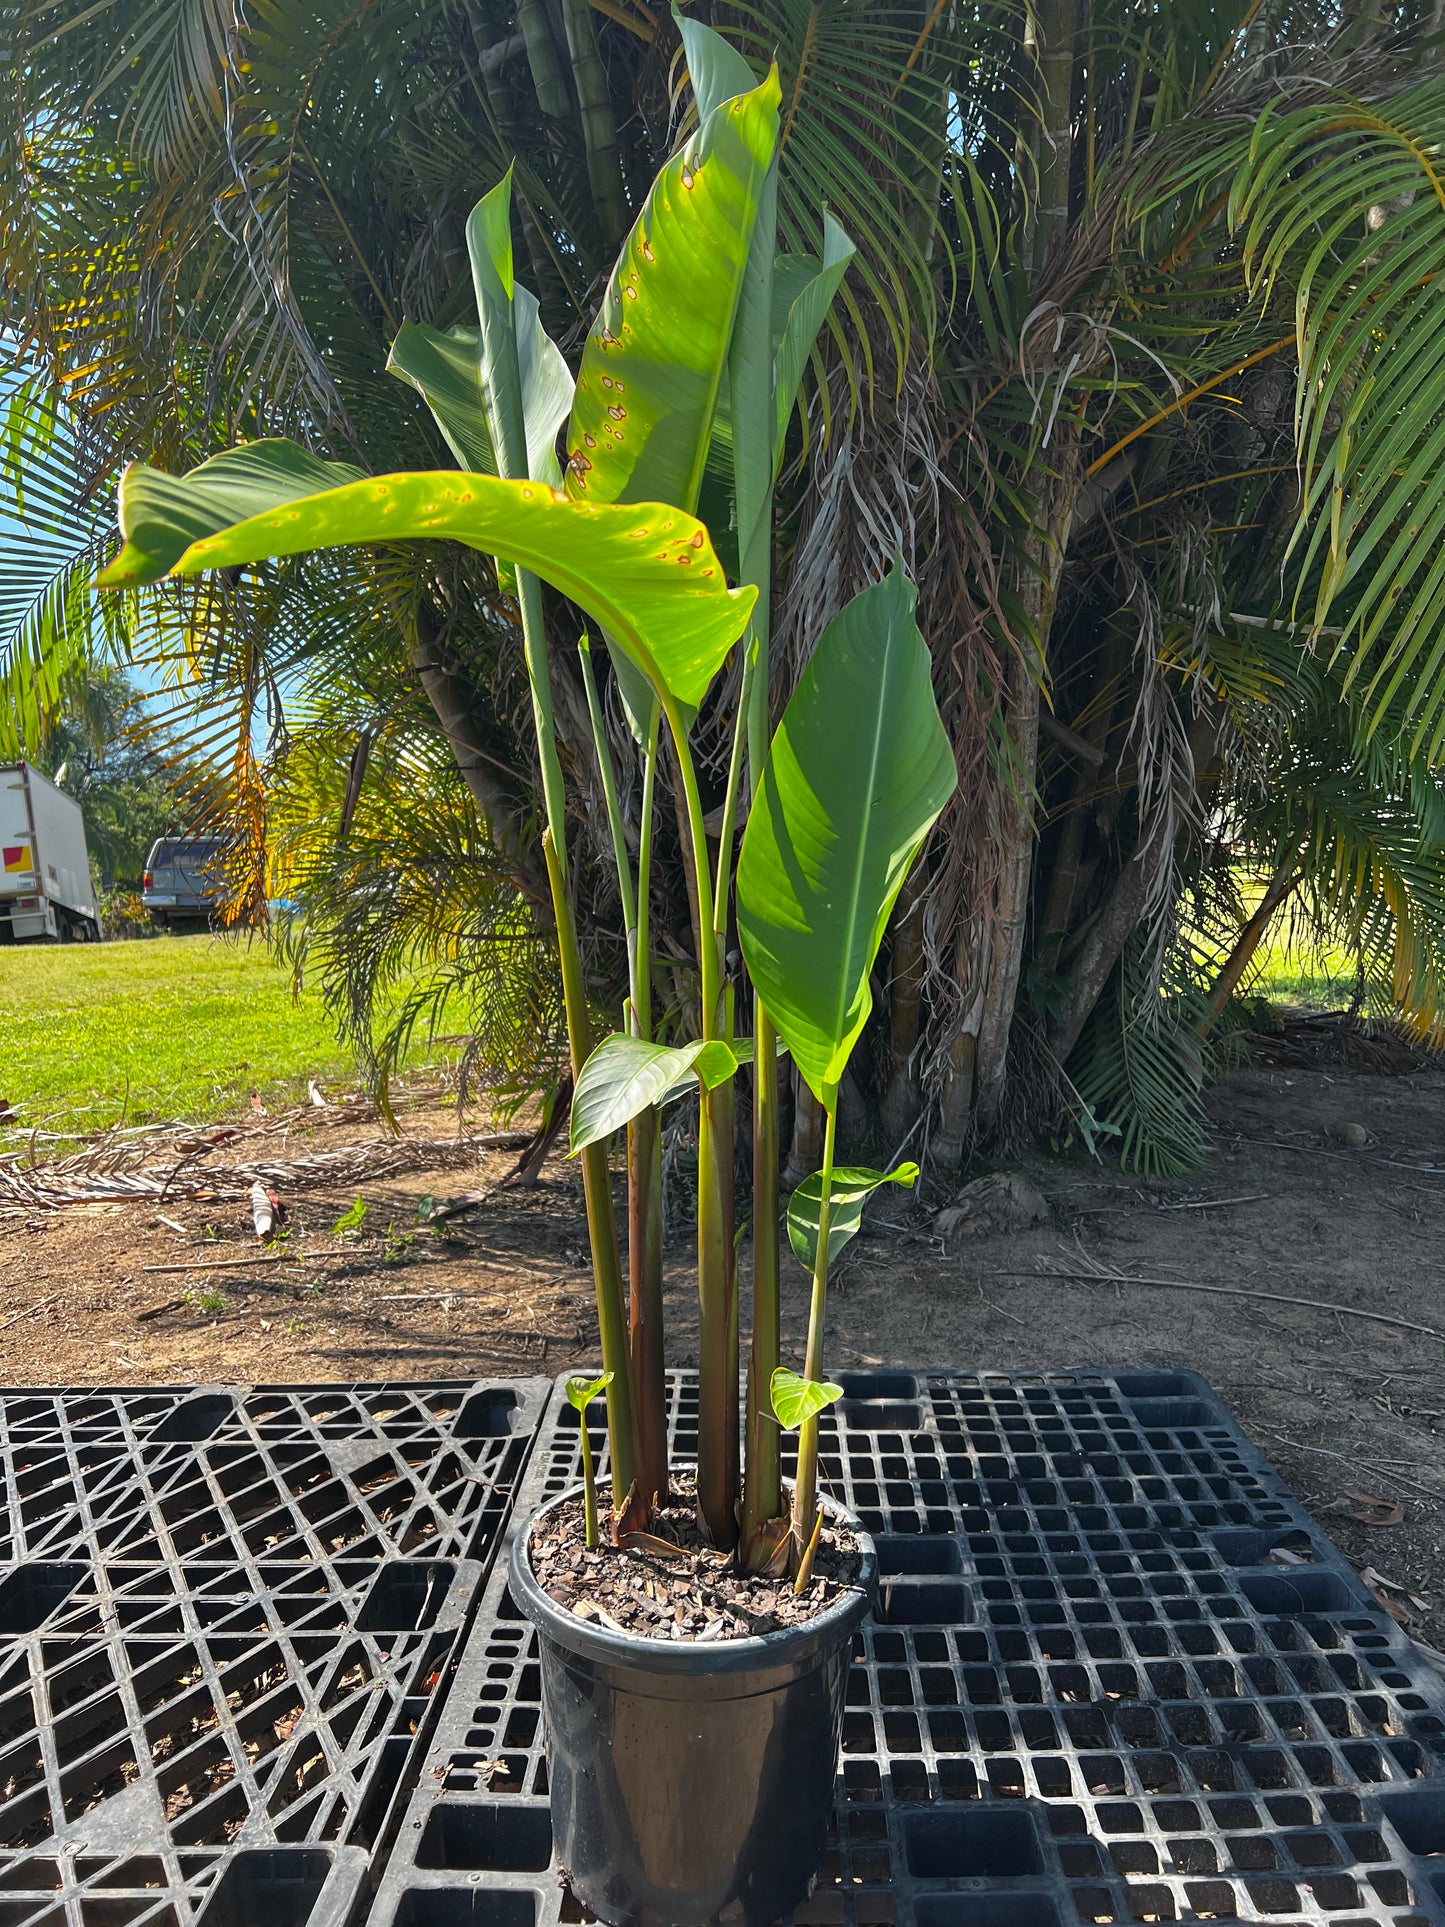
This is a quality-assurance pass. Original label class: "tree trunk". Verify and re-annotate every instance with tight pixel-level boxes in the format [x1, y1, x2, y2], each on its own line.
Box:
[408, 604, 542, 897]
[516, 0, 571, 118]
[1199, 868, 1298, 1034]
[559, 0, 630, 250]
[971, 470, 1076, 1136]
[880, 864, 927, 1144]
[786, 1070, 825, 1186]
[1048, 841, 1155, 1062]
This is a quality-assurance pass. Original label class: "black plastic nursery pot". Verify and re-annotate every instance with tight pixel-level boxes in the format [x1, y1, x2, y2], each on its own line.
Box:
[508, 1484, 877, 1927]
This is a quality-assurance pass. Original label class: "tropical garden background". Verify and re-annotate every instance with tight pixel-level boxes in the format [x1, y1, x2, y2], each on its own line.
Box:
[4, 0, 1445, 1178]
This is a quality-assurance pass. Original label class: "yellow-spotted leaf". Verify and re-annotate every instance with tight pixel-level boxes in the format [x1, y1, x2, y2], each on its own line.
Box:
[564, 72, 780, 522]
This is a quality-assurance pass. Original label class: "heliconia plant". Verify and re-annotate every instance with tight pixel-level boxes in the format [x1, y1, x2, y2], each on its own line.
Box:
[96, 14, 956, 1589]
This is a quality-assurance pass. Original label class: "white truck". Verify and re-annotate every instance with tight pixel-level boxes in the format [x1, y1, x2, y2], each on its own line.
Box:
[0, 763, 101, 942]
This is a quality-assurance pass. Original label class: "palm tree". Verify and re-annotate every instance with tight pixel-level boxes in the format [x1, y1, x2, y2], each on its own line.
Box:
[6, 0, 1445, 1179]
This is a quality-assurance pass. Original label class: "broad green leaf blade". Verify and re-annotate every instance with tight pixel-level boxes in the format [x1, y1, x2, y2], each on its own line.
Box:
[564, 72, 780, 520]
[655, 1030, 786, 1103]
[675, 9, 756, 120]
[465, 177, 575, 488]
[571, 1033, 739, 1152]
[737, 569, 957, 1100]
[603, 632, 659, 745]
[514, 284, 575, 489]
[772, 213, 856, 469]
[467, 172, 527, 484]
[565, 1370, 614, 1412]
[786, 1161, 919, 1270]
[386, 323, 497, 476]
[96, 451, 755, 711]
[770, 1366, 843, 1431]
[93, 440, 364, 584]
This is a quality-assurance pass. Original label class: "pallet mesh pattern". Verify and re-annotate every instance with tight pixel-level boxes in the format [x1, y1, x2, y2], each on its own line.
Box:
[369, 1371, 1445, 1927]
[0, 1381, 547, 1927]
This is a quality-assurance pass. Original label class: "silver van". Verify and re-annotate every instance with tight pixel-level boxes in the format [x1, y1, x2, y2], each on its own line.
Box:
[142, 836, 224, 929]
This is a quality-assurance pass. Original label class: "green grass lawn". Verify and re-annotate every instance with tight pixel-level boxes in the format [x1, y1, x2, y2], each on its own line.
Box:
[0, 934, 421, 1131]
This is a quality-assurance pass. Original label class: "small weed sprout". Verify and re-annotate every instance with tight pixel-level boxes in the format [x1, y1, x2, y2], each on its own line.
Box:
[333, 1196, 368, 1236]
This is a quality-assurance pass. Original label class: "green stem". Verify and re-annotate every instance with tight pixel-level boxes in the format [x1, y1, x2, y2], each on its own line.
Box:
[660, 692, 719, 1029]
[659, 691, 735, 1546]
[712, 647, 755, 939]
[578, 634, 637, 965]
[635, 711, 658, 1038]
[578, 636, 666, 1503]
[580, 1405, 599, 1549]
[542, 827, 639, 1507]
[793, 1101, 837, 1553]
[741, 1001, 782, 1548]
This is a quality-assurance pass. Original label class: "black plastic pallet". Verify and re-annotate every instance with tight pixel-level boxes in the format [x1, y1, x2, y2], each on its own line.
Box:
[369, 1369, 1445, 1927]
[0, 1379, 548, 1927]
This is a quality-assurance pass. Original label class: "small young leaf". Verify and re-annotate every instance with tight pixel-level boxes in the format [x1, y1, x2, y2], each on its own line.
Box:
[333, 1195, 368, 1235]
[786, 1162, 919, 1271]
[565, 1370, 614, 1413]
[571, 1034, 738, 1151]
[770, 1367, 843, 1431]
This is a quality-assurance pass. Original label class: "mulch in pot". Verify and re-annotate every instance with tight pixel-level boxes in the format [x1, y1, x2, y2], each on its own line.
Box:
[527, 1472, 863, 1642]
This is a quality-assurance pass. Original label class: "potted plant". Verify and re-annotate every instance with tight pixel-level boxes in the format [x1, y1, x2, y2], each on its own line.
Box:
[96, 20, 956, 1921]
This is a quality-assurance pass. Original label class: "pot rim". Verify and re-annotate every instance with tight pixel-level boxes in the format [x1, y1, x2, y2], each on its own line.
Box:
[508, 1481, 876, 1675]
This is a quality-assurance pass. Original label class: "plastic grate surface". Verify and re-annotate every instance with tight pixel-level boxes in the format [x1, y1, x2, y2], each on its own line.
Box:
[369, 1370, 1445, 1927]
[0, 1379, 547, 1927]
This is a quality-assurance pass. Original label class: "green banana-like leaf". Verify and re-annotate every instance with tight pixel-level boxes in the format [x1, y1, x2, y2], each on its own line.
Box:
[675, 9, 756, 120]
[786, 1162, 919, 1271]
[571, 1033, 739, 1152]
[387, 323, 497, 477]
[770, 1367, 843, 1431]
[464, 174, 575, 489]
[92, 439, 365, 582]
[736, 569, 957, 1100]
[564, 70, 780, 519]
[772, 213, 856, 469]
[565, 1370, 614, 1413]
[654, 1030, 784, 1104]
[604, 634, 660, 744]
[95, 446, 755, 711]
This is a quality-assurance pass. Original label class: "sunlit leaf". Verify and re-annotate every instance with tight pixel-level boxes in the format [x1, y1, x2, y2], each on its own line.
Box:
[565, 1370, 614, 1412]
[95, 444, 755, 712]
[570, 1032, 739, 1151]
[770, 1366, 843, 1430]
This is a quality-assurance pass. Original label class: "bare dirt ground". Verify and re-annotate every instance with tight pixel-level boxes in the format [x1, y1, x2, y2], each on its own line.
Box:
[2, 1046, 1443, 1646]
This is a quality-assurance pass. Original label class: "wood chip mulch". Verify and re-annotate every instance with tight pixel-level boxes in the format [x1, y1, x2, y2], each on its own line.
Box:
[527, 1476, 864, 1642]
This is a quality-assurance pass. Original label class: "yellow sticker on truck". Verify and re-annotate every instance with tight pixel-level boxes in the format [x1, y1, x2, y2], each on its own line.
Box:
[3, 844, 32, 874]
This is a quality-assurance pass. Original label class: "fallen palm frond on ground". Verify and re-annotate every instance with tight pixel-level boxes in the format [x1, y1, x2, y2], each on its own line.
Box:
[0, 1118, 531, 1211]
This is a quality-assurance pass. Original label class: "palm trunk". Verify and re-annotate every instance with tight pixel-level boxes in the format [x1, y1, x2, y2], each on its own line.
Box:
[407, 605, 541, 897]
[559, 0, 630, 251]
[970, 0, 1080, 1138]
[1200, 868, 1298, 1034]
[880, 864, 927, 1142]
[516, 0, 571, 118]
[786, 1072, 825, 1185]
[971, 571, 1046, 1137]
[1048, 841, 1154, 1062]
